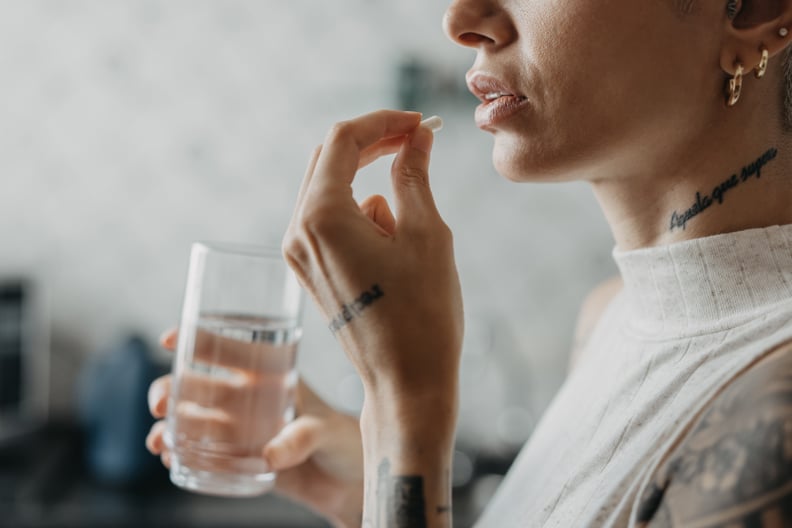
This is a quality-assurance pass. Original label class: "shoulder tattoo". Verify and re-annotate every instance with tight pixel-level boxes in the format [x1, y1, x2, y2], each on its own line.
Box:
[637, 345, 792, 527]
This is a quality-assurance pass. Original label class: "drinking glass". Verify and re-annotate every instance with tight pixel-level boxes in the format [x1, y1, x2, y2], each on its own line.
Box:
[164, 242, 303, 496]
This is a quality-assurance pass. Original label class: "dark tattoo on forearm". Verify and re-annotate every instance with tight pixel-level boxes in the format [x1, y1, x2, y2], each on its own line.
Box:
[328, 284, 384, 333]
[378, 458, 427, 528]
[376, 458, 437, 528]
[636, 347, 792, 527]
[668, 147, 778, 232]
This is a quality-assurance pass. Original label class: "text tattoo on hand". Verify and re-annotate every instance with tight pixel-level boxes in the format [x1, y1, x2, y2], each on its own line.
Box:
[328, 284, 384, 333]
[668, 147, 778, 232]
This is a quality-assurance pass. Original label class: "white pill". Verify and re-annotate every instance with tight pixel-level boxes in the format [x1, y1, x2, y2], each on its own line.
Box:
[420, 115, 443, 132]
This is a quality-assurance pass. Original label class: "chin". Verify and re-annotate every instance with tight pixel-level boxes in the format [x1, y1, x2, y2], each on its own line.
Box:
[491, 135, 572, 183]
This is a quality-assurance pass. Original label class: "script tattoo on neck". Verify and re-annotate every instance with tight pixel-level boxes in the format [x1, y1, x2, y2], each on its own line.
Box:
[668, 147, 778, 232]
[376, 458, 428, 528]
[328, 284, 384, 333]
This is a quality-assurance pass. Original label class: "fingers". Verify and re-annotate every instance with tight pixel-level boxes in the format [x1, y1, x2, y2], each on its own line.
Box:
[263, 415, 324, 471]
[145, 421, 172, 468]
[159, 328, 177, 351]
[175, 369, 289, 415]
[359, 195, 396, 236]
[294, 145, 323, 213]
[148, 375, 171, 418]
[171, 401, 238, 444]
[391, 124, 441, 229]
[311, 110, 422, 194]
[146, 420, 167, 454]
[358, 136, 406, 170]
[188, 329, 294, 373]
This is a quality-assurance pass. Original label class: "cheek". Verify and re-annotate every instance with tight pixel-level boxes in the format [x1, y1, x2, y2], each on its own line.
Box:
[490, 3, 626, 180]
[494, 1, 712, 182]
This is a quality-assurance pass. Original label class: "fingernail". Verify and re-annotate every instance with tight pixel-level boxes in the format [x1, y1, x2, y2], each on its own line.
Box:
[160, 330, 176, 348]
[146, 431, 160, 454]
[149, 384, 165, 417]
[154, 398, 166, 417]
[263, 439, 284, 469]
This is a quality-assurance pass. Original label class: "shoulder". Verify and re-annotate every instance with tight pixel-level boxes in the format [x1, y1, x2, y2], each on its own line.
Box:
[638, 341, 792, 527]
[568, 275, 623, 371]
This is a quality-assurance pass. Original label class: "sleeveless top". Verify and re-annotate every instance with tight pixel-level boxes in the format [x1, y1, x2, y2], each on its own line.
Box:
[477, 224, 792, 527]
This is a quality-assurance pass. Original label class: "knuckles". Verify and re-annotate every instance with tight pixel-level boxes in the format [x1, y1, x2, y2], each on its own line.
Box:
[393, 165, 430, 190]
[326, 120, 356, 147]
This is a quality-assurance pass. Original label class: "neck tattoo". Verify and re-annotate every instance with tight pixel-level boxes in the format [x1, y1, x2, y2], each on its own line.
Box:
[668, 147, 779, 232]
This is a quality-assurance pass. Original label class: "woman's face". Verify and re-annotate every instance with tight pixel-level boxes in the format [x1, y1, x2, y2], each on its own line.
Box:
[443, 0, 727, 183]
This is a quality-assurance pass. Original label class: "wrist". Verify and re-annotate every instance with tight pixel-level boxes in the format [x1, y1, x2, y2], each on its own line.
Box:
[359, 393, 456, 528]
[360, 387, 458, 472]
[361, 383, 458, 438]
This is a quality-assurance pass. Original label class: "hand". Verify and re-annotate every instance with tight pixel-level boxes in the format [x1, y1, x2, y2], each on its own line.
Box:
[282, 109, 464, 402]
[282, 109, 463, 527]
[146, 329, 365, 528]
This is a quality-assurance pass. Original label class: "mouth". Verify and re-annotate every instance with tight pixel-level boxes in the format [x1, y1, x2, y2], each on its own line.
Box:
[467, 72, 529, 131]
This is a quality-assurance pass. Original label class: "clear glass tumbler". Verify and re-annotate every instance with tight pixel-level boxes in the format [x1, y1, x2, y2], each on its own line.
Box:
[164, 242, 303, 497]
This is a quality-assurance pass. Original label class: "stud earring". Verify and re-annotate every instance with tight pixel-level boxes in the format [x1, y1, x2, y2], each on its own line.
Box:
[755, 48, 769, 78]
[727, 63, 744, 106]
[780, 27, 789, 38]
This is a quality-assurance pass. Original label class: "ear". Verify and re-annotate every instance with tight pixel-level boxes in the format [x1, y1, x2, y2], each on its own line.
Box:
[720, 0, 792, 75]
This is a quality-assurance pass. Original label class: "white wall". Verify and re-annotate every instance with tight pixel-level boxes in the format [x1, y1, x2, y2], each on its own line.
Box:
[0, 0, 617, 452]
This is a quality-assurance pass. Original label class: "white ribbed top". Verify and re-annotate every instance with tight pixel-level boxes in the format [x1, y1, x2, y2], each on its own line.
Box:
[477, 224, 792, 527]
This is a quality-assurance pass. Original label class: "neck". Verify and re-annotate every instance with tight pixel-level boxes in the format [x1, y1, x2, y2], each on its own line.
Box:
[589, 75, 792, 251]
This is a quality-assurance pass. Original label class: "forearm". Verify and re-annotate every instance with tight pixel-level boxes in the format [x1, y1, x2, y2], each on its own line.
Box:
[359, 389, 457, 528]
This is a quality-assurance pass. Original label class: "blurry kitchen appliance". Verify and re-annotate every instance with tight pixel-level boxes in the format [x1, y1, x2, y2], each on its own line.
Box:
[0, 278, 48, 445]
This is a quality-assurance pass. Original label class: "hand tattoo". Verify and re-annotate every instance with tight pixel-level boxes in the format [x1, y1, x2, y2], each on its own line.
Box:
[328, 284, 384, 333]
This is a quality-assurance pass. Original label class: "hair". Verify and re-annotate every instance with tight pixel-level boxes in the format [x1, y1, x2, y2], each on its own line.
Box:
[782, 47, 792, 132]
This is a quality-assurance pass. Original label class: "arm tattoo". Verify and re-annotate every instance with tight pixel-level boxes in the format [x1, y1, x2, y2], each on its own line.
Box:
[637, 347, 792, 527]
[376, 458, 429, 528]
[668, 147, 778, 232]
[328, 284, 384, 333]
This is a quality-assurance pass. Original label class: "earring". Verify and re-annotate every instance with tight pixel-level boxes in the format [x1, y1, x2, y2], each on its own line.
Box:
[726, 0, 739, 19]
[780, 27, 789, 37]
[755, 48, 769, 78]
[727, 63, 744, 106]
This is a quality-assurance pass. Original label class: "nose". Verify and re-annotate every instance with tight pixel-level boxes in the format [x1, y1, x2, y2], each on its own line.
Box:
[443, 0, 514, 49]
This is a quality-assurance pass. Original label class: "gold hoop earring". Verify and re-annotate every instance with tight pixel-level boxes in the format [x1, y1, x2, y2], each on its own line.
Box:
[727, 63, 744, 106]
[755, 48, 769, 78]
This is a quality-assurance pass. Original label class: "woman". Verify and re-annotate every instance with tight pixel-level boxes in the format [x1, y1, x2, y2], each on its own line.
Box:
[146, 0, 792, 526]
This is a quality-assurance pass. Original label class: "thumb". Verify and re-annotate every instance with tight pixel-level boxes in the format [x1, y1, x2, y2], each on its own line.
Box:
[262, 416, 324, 471]
[390, 125, 440, 227]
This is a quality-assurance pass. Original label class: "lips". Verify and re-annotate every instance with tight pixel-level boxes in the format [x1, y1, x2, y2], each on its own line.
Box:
[467, 72, 529, 130]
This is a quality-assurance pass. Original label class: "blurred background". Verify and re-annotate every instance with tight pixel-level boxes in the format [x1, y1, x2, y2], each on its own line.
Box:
[0, 1, 616, 526]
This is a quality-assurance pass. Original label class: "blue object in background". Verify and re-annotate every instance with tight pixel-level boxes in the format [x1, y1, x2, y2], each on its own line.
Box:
[77, 335, 166, 485]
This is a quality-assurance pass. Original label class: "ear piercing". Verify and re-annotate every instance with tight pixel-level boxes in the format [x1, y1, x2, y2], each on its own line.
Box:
[727, 63, 744, 106]
[755, 48, 769, 78]
[726, 0, 739, 19]
[726, 28, 788, 106]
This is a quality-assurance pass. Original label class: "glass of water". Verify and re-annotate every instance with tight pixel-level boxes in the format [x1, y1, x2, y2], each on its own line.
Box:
[164, 242, 303, 497]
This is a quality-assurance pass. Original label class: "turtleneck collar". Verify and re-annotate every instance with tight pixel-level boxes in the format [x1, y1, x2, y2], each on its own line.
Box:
[612, 224, 792, 338]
